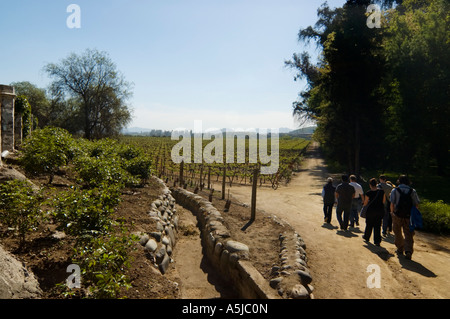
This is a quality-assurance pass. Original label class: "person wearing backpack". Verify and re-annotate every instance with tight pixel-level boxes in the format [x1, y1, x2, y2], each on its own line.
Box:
[389, 175, 420, 260]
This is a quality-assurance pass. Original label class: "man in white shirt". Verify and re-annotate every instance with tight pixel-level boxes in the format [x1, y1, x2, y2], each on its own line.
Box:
[349, 175, 365, 227]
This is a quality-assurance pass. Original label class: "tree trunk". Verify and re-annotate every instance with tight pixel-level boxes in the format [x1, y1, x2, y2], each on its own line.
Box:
[354, 118, 361, 177]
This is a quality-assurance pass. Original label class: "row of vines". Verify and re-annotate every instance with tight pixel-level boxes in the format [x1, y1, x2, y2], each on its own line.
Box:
[120, 135, 310, 191]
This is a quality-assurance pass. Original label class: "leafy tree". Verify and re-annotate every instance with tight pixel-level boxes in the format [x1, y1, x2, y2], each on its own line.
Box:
[286, 0, 386, 175]
[382, 0, 450, 175]
[10, 81, 49, 128]
[14, 96, 33, 140]
[45, 49, 133, 139]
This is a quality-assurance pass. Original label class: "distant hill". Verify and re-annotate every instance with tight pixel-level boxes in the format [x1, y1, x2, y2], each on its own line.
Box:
[122, 127, 153, 134]
[289, 126, 316, 135]
[283, 126, 316, 139]
[123, 126, 297, 135]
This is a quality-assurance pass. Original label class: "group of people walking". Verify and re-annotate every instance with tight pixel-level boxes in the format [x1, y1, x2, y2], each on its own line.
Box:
[322, 174, 420, 260]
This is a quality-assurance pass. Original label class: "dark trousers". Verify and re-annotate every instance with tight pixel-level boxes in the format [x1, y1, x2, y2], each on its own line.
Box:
[364, 215, 383, 245]
[350, 198, 361, 226]
[323, 203, 333, 223]
[336, 205, 351, 230]
[382, 201, 392, 234]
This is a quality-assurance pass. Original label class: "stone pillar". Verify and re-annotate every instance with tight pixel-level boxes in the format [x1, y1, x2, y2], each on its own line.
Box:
[0, 85, 16, 155]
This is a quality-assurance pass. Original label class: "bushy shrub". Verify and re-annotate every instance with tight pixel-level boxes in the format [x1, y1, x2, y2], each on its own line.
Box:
[74, 156, 140, 187]
[87, 138, 119, 158]
[52, 184, 121, 237]
[73, 139, 151, 187]
[72, 228, 138, 298]
[20, 127, 75, 183]
[0, 180, 42, 246]
[421, 200, 450, 234]
[122, 155, 152, 180]
[117, 144, 143, 160]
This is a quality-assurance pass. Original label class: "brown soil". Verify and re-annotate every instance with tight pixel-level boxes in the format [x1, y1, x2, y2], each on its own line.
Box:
[0, 162, 289, 299]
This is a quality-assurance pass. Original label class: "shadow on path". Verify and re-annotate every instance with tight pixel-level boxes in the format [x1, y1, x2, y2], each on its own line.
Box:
[397, 256, 437, 278]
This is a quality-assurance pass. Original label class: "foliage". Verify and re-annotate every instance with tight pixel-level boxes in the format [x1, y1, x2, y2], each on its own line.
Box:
[72, 228, 138, 298]
[10, 81, 50, 128]
[73, 139, 151, 187]
[286, 0, 449, 177]
[14, 95, 33, 140]
[52, 184, 121, 237]
[44, 49, 133, 139]
[420, 200, 450, 234]
[286, 1, 386, 176]
[0, 180, 42, 246]
[382, 0, 450, 175]
[74, 156, 139, 188]
[20, 127, 76, 183]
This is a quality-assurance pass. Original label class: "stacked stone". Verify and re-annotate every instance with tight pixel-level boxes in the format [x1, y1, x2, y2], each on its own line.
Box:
[270, 231, 315, 299]
[139, 184, 179, 275]
[171, 188, 249, 265]
[171, 187, 280, 299]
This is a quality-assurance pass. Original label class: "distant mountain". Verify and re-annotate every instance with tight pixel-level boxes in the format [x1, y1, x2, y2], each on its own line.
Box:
[279, 127, 294, 134]
[122, 127, 153, 134]
[286, 126, 316, 137]
[122, 126, 310, 136]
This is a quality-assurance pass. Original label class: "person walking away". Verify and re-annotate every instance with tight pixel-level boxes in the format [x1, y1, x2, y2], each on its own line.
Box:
[390, 175, 420, 260]
[362, 178, 386, 246]
[335, 175, 355, 230]
[322, 177, 336, 224]
[377, 175, 393, 236]
[349, 175, 364, 227]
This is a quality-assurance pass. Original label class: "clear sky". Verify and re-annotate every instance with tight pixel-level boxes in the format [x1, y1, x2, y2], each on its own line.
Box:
[0, 0, 346, 131]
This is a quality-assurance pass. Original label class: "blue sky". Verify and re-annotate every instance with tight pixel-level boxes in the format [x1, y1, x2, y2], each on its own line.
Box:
[0, 0, 346, 131]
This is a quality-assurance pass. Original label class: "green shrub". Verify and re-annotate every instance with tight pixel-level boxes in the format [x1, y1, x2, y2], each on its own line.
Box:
[88, 139, 119, 158]
[20, 127, 75, 183]
[122, 155, 152, 180]
[0, 180, 42, 246]
[73, 139, 150, 187]
[117, 144, 143, 161]
[72, 228, 138, 298]
[52, 184, 121, 237]
[74, 156, 140, 187]
[420, 200, 450, 234]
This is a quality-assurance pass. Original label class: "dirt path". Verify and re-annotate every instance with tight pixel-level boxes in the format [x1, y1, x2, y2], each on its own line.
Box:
[226, 142, 450, 299]
[170, 205, 238, 299]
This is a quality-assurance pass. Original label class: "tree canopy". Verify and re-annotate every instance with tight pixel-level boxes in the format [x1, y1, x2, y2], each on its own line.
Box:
[286, 0, 449, 176]
[44, 49, 133, 139]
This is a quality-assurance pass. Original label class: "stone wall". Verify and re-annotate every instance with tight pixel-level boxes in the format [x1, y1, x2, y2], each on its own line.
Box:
[171, 187, 315, 299]
[171, 187, 282, 299]
[137, 179, 179, 275]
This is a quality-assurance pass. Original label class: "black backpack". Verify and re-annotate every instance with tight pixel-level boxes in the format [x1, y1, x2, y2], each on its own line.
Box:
[395, 187, 413, 218]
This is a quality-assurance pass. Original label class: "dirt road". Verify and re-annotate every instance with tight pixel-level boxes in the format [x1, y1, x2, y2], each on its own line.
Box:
[227, 143, 450, 299]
